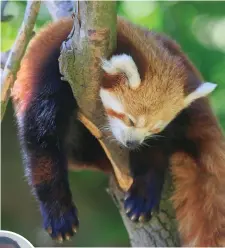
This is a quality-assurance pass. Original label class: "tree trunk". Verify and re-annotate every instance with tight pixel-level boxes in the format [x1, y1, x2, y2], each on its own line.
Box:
[59, 1, 133, 191]
[109, 171, 180, 246]
[1, 0, 180, 246]
[58, 1, 180, 246]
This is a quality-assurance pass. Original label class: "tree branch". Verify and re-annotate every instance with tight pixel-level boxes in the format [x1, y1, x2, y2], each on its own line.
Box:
[1, 0, 13, 22]
[59, 1, 179, 246]
[1, 50, 10, 69]
[3, 1, 179, 245]
[1, 1, 41, 121]
[44, 0, 74, 21]
[109, 171, 180, 246]
[59, 1, 133, 191]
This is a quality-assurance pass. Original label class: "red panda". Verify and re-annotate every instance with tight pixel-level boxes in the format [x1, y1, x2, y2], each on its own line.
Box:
[12, 16, 225, 246]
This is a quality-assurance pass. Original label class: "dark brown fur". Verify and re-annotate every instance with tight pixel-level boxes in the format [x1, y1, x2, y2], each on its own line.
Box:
[32, 156, 54, 185]
[12, 18, 73, 115]
[103, 17, 225, 247]
[12, 17, 225, 246]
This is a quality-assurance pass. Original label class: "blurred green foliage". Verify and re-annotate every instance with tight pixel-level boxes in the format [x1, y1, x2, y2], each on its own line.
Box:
[1, 1, 225, 247]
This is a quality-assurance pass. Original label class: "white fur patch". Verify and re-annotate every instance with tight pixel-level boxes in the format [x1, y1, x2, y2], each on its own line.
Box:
[101, 54, 141, 89]
[108, 115, 148, 147]
[108, 117, 128, 146]
[184, 82, 217, 106]
[100, 88, 124, 113]
[127, 128, 147, 144]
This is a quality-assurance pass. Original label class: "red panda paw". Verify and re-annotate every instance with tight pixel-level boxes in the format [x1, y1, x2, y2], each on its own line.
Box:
[124, 173, 164, 222]
[40, 201, 79, 242]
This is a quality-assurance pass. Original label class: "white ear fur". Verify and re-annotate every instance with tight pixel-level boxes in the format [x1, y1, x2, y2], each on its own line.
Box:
[101, 54, 141, 89]
[184, 82, 217, 106]
[99, 88, 124, 113]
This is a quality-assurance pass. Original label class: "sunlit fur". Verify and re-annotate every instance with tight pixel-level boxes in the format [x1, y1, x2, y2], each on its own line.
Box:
[108, 115, 148, 147]
[100, 57, 216, 146]
[100, 20, 217, 148]
[101, 54, 141, 89]
[100, 17, 225, 246]
[12, 16, 225, 246]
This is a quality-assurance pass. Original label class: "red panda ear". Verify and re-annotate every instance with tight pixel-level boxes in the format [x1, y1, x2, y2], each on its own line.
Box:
[184, 82, 217, 106]
[101, 71, 127, 90]
[101, 54, 141, 89]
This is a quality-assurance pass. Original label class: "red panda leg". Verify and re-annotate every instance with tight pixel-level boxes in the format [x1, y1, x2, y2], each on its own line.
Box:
[124, 146, 168, 222]
[171, 149, 225, 247]
[67, 118, 113, 174]
[15, 77, 79, 241]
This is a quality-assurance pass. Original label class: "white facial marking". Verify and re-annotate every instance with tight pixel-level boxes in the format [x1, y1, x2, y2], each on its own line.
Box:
[108, 115, 149, 147]
[126, 128, 148, 143]
[101, 54, 141, 89]
[100, 88, 124, 113]
[128, 114, 136, 125]
[108, 117, 128, 146]
[184, 82, 217, 106]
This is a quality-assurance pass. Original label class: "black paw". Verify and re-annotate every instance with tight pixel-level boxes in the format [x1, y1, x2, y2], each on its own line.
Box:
[40, 202, 79, 242]
[124, 174, 164, 222]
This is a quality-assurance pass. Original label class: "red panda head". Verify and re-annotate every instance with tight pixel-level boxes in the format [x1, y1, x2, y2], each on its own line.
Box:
[100, 54, 217, 149]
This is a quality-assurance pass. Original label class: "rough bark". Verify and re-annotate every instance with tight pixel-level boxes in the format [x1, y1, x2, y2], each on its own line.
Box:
[58, 1, 179, 246]
[2, 0, 180, 246]
[109, 171, 180, 246]
[1, 1, 40, 121]
[59, 1, 133, 191]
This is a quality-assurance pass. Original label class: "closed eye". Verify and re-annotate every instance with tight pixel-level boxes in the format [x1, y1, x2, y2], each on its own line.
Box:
[123, 116, 135, 126]
[127, 115, 136, 127]
[128, 117, 135, 126]
[105, 108, 136, 127]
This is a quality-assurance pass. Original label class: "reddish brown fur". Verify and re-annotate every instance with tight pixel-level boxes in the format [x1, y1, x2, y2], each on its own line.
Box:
[12, 18, 73, 115]
[173, 102, 225, 246]
[105, 108, 125, 120]
[105, 108, 136, 127]
[32, 157, 54, 185]
[171, 144, 225, 246]
[155, 30, 225, 245]
[106, 17, 225, 246]
[12, 16, 225, 246]
[102, 72, 127, 90]
[146, 32, 225, 246]
[149, 31, 203, 94]
[12, 17, 111, 174]
[159, 34, 225, 246]
[103, 18, 189, 127]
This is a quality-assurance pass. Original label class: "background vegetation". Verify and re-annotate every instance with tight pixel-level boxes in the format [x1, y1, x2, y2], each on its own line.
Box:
[1, 1, 225, 247]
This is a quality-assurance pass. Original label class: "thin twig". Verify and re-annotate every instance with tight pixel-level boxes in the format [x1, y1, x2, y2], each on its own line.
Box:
[1, 32, 35, 70]
[59, 2, 179, 246]
[8, 1, 179, 245]
[1, 50, 10, 69]
[1, 0, 13, 22]
[44, 1, 74, 21]
[1, 1, 41, 121]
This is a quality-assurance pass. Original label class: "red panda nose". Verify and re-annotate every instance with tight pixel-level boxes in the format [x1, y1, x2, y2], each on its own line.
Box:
[126, 140, 140, 149]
